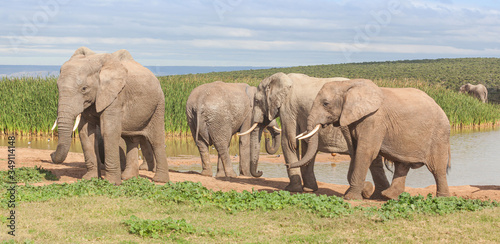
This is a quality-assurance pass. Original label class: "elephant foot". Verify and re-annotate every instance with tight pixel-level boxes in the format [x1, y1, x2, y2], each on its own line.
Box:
[122, 168, 139, 181]
[103, 173, 122, 186]
[200, 169, 213, 177]
[381, 187, 404, 200]
[139, 161, 149, 171]
[82, 170, 99, 180]
[303, 183, 318, 192]
[343, 187, 363, 200]
[284, 183, 303, 192]
[361, 181, 374, 199]
[152, 173, 170, 183]
[239, 170, 251, 177]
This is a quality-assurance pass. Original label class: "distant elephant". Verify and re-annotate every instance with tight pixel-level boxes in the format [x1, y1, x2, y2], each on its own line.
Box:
[459, 83, 488, 103]
[51, 47, 169, 185]
[293, 79, 451, 200]
[239, 73, 390, 196]
[186, 81, 281, 177]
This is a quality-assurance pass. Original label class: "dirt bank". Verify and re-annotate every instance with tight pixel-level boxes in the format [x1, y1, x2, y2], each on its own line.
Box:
[1, 146, 499, 202]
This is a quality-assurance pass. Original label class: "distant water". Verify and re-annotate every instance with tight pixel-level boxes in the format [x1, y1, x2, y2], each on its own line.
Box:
[0, 65, 272, 78]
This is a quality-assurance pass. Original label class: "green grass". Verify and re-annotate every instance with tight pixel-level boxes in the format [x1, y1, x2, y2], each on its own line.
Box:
[0, 168, 498, 243]
[2, 58, 500, 135]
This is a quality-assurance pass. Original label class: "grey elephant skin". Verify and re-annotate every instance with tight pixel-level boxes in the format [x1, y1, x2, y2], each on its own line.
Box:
[51, 47, 169, 185]
[186, 81, 280, 177]
[248, 73, 389, 194]
[459, 83, 488, 103]
[292, 79, 451, 200]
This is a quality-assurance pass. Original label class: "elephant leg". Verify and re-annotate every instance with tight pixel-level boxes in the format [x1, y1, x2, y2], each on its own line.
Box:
[214, 138, 237, 178]
[300, 141, 318, 192]
[119, 137, 127, 172]
[427, 146, 451, 197]
[79, 117, 99, 180]
[122, 137, 139, 181]
[100, 111, 123, 185]
[139, 138, 156, 172]
[195, 139, 213, 176]
[369, 156, 391, 199]
[283, 136, 303, 192]
[215, 156, 224, 178]
[344, 137, 381, 200]
[382, 161, 411, 199]
[238, 131, 251, 176]
[149, 129, 170, 183]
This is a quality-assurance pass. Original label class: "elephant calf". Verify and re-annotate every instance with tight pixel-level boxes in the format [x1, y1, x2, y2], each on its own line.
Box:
[186, 81, 280, 178]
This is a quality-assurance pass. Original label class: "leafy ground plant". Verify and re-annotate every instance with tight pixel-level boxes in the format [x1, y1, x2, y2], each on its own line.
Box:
[368, 192, 500, 221]
[0, 166, 58, 184]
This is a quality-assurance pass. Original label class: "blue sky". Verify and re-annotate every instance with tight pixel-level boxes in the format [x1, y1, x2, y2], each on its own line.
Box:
[1, 0, 499, 67]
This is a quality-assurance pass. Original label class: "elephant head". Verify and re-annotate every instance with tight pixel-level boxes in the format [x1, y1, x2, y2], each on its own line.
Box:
[239, 73, 291, 177]
[51, 47, 127, 164]
[459, 83, 472, 94]
[292, 79, 383, 168]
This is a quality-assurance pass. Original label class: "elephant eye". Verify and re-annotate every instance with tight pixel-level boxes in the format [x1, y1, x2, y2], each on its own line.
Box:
[81, 86, 88, 93]
[323, 101, 329, 107]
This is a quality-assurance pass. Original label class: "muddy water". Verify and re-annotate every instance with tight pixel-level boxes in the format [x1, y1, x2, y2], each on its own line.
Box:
[2, 129, 500, 187]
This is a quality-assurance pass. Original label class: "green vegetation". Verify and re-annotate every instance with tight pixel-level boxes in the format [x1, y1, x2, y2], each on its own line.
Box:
[2, 58, 500, 135]
[0, 166, 58, 184]
[0, 168, 499, 242]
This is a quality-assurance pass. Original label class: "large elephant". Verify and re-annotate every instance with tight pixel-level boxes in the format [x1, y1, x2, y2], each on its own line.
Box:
[293, 79, 451, 200]
[51, 47, 169, 185]
[240, 73, 390, 195]
[459, 83, 488, 103]
[186, 81, 281, 177]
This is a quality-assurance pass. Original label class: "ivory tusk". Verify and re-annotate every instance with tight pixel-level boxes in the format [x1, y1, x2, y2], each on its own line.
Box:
[272, 126, 282, 132]
[51, 119, 57, 131]
[72, 114, 81, 132]
[295, 132, 305, 139]
[298, 124, 321, 140]
[238, 122, 258, 136]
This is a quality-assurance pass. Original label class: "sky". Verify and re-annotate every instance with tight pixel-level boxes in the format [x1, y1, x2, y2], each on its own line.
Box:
[1, 0, 499, 67]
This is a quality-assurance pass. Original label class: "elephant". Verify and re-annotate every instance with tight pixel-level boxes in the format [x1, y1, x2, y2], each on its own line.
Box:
[459, 83, 488, 103]
[186, 81, 281, 177]
[239, 73, 390, 196]
[50, 46, 169, 185]
[292, 79, 451, 200]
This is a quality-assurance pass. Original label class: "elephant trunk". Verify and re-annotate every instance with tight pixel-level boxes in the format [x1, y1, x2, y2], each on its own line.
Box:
[264, 127, 281, 155]
[289, 115, 320, 168]
[51, 114, 78, 164]
[250, 124, 264, 177]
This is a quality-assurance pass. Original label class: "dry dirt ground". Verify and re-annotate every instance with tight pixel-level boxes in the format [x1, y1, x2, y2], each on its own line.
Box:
[2, 146, 500, 203]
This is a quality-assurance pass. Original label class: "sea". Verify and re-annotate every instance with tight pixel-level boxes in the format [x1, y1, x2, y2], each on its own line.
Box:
[0, 65, 272, 78]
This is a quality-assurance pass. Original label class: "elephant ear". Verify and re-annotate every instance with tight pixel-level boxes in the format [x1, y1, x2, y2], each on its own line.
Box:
[96, 57, 127, 113]
[339, 79, 383, 126]
[266, 73, 292, 120]
[71, 46, 95, 58]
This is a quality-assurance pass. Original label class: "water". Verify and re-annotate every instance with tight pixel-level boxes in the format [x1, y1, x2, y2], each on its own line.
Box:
[2, 129, 500, 187]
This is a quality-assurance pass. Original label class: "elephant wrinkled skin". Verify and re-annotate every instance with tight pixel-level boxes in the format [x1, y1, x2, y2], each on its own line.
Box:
[248, 73, 390, 195]
[51, 47, 169, 185]
[292, 79, 451, 200]
[186, 81, 280, 177]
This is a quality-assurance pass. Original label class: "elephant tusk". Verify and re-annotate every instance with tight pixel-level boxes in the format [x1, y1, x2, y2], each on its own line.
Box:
[51, 119, 57, 131]
[298, 124, 321, 140]
[295, 132, 305, 139]
[72, 114, 81, 132]
[238, 123, 258, 136]
[272, 126, 282, 132]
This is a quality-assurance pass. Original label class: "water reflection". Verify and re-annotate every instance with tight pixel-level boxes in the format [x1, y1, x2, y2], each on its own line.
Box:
[2, 128, 500, 187]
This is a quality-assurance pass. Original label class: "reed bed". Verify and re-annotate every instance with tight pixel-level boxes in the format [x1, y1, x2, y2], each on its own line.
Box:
[2, 58, 500, 136]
